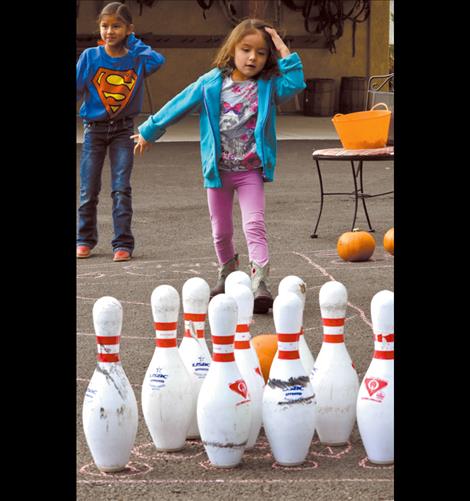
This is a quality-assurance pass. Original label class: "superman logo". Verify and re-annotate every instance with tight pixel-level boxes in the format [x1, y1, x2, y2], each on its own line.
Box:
[92, 67, 137, 118]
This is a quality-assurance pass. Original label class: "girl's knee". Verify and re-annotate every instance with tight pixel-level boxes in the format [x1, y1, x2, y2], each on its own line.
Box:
[213, 230, 233, 245]
[243, 216, 267, 237]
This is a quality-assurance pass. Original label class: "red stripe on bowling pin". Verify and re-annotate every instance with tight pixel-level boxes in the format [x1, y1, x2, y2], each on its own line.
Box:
[212, 335, 235, 362]
[96, 353, 120, 362]
[322, 317, 345, 343]
[156, 338, 177, 348]
[277, 332, 301, 360]
[183, 313, 206, 322]
[153, 321, 177, 348]
[154, 322, 178, 331]
[96, 336, 120, 345]
[234, 340, 251, 349]
[373, 332, 394, 360]
[234, 324, 251, 349]
[184, 328, 204, 338]
[96, 336, 120, 362]
[236, 324, 250, 333]
[213, 352, 236, 362]
[323, 334, 345, 343]
[322, 318, 345, 326]
[183, 313, 206, 338]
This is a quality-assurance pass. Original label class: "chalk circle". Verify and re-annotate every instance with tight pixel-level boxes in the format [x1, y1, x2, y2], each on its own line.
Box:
[272, 460, 318, 470]
[331, 258, 377, 265]
[310, 439, 352, 459]
[199, 459, 245, 471]
[79, 460, 153, 477]
[244, 436, 270, 452]
[244, 452, 273, 461]
[133, 441, 204, 461]
[358, 456, 394, 469]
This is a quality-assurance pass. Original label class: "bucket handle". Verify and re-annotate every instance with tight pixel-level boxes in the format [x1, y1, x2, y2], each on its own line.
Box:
[370, 102, 389, 111]
[333, 113, 344, 119]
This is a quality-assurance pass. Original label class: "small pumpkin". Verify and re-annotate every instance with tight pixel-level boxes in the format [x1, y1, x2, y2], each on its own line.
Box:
[337, 229, 376, 262]
[383, 227, 394, 255]
[252, 334, 278, 383]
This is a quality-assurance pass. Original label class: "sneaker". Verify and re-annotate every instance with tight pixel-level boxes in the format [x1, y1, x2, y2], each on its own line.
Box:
[113, 250, 131, 262]
[77, 245, 91, 259]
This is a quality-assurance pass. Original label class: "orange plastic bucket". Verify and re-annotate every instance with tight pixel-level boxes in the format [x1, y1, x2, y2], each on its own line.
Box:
[331, 103, 391, 149]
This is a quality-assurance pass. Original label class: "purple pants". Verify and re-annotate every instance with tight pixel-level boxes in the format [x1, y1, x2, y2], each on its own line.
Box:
[207, 169, 269, 267]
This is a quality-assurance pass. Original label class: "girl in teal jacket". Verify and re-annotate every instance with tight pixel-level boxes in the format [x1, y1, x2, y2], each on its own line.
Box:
[133, 19, 306, 313]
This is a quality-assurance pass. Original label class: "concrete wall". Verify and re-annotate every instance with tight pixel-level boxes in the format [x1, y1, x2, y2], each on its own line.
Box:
[77, 0, 390, 114]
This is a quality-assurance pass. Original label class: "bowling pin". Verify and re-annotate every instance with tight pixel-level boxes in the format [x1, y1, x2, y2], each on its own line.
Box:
[357, 290, 394, 464]
[226, 283, 264, 449]
[225, 270, 251, 295]
[179, 277, 212, 439]
[263, 292, 316, 466]
[197, 294, 252, 468]
[82, 297, 138, 472]
[142, 285, 195, 451]
[278, 275, 315, 374]
[310, 280, 359, 445]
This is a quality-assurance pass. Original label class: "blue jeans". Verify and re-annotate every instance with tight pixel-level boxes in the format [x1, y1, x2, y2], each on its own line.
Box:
[77, 117, 135, 253]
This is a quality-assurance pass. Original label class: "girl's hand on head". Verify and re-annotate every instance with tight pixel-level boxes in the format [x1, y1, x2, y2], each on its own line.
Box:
[264, 27, 290, 58]
[131, 134, 151, 156]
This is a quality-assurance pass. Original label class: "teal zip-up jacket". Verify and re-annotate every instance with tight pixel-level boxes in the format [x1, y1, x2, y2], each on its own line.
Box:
[138, 52, 306, 188]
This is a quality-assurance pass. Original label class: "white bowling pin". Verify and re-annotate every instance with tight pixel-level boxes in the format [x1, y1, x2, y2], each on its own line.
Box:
[82, 297, 138, 472]
[197, 294, 252, 468]
[357, 290, 394, 464]
[278, 275, 315, 374]
[179, 277, 212, 439]
[225, 270, 251, 295]
[310, 280, 359, 445]
[142, 285, 195, 451]
[263, 292, 316, 466]
[226, 283, 264, 449]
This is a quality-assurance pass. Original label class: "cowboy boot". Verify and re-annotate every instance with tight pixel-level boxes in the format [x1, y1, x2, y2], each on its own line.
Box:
[210, 254, 239, 299]
[250, 261, 274, 314]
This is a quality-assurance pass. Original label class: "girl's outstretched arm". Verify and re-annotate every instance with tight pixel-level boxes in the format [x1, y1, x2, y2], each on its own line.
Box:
[137, 77, 204, 143]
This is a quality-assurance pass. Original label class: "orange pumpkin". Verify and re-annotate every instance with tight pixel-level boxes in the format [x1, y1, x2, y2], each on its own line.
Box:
[383, 227, 394, 255]
[252, 334, 278, 383]
[337, 230, 376, 262]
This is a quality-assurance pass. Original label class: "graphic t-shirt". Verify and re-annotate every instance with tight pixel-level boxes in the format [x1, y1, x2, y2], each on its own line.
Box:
[76, 34, 165, 121]
[219, 76, 261, 172]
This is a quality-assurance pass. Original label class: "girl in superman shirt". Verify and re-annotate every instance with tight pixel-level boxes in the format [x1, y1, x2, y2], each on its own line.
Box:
[76, 2, 165, 262]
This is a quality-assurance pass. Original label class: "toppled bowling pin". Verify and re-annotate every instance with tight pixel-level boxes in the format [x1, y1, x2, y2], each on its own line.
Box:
[278, 275, 315, 374]
[82, 297, 138, 472]
[310, 280, 359, 445]
[263, 292, 316, 466]
[225, 270, 251, 296]
[197, 294, 252, 468]
[357, 290, 394, 464]
[226, 283, 264, 449]
[180, 277, 212, 439]
[142, 285, 195, 451]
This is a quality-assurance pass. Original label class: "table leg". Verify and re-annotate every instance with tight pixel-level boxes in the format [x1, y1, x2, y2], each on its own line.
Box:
[350, 160, 360, 231]
[311, 158, 324, 238]
[358, 161, 375, 232]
